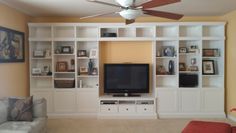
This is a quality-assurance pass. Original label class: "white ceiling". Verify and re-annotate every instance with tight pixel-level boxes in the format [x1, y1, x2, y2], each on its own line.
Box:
[1, 0, 236, 17]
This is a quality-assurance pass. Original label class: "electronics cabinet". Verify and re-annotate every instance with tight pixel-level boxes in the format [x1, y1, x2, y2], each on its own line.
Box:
[29, 22, 225, 118]
[99, 95, 156, 119]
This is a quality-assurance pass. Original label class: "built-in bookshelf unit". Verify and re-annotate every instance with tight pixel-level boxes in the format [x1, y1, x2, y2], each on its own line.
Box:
[29, 22, 225, 118]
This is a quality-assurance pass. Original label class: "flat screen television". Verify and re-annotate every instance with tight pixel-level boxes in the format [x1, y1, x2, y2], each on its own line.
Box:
[104, 64, 149, 96]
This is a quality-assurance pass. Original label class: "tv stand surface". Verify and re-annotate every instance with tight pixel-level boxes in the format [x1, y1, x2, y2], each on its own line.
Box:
[113, 93, 140, 97]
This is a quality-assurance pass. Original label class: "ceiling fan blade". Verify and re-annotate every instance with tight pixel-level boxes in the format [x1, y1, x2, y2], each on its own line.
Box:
[87, 0, 122, 8]
[80, 12, 117, 19]
[137, 0, 180, 9]
[143, 10, 183, 20]
[125, 19, 135, 25]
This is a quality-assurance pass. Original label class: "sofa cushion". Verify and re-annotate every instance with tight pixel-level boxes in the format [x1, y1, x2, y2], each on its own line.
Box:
[0, 99, 8, 124]
[182, 121, 232, 133]
[33, 98, 47, 118]
[7, 96, 33, 121]
[0, 117, 47, 133]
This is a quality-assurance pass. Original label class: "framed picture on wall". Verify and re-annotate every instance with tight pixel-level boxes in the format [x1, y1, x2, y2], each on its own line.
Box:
[202, 60, 215, 75]
[0, 26, 24, 63]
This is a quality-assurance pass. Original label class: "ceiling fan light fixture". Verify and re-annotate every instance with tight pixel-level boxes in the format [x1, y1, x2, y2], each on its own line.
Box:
[115, 0, 134, 7]
[119, 9, 142, 20]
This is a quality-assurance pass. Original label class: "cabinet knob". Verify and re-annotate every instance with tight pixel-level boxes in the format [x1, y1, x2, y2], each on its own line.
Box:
[126, 108, 129, 111]
[144, 108, 147, 111]
[108, 108, 110, 111]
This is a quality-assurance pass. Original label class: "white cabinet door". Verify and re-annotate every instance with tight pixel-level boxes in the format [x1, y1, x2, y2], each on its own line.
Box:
[54, 90, 77, 113]
[31, 90, 53, 113]
[157, 89, 178, 113]
[202, 89, 224, 112]
[180, 89, 200, 112]
[77, 89, 98, 113]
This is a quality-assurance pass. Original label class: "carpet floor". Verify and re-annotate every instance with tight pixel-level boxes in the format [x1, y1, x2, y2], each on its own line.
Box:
[47, 118, 236, 133]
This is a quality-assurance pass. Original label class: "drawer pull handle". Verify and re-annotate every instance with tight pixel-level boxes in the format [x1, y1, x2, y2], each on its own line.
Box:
[108, 108, 110, 111]
[144, 108, 147, 111]
[126, 108, 129, 111]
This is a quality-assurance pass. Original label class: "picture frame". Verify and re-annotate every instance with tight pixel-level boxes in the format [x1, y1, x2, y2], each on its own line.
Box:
[32, 68, 42, 75]
[0, 26, 24, 63]
[203, 49, 219, 57]
[91, 68, 98, 75]
[89, 49, 98, 58]
[77, 50, 87, 57]
[33, 50, 44, 57]
[61, 46, 72, 54]
[79, 67, 88, 75]
[179, 63, 186, 71]
[56, 61, 68, 72]
[179, 47, 187, 53]
[163, 46, 174, 57]
[202, 60, 215, 75]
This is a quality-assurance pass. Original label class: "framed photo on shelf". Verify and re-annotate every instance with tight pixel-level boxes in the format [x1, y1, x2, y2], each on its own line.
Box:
[203, 49, 219, 57]
[89, 49, 98, 58]
[61, 46, 72, 54]
[91, 68, 98, 75]
[202, 60, 215, 75]
[179, 47, 187, 53]
[179, 63, 186, 71]
[77, 50, 87, 57]
[79, 67, 88, 75]
[33, 50, 44, 57]
[0, 26, 24, 63]
[56, 61, 68, 72]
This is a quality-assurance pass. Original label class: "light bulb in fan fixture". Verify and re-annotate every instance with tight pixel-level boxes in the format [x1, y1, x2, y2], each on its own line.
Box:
[119, 9, 142, 20]
[115, 0, 135, 7]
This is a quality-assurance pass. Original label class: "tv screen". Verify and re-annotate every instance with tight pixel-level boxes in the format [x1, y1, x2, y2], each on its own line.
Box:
[104, 64, 149, 94]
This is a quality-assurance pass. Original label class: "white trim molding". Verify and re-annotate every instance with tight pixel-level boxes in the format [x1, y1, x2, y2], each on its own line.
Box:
[227, 114, 236, 122]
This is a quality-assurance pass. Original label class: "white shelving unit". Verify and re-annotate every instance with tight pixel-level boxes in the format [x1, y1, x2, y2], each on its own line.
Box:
[29, 22, 225, 119]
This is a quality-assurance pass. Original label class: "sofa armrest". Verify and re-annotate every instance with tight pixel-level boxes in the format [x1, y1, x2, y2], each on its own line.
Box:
[0, 98, 8, 124]
[33, 98, 47, 118]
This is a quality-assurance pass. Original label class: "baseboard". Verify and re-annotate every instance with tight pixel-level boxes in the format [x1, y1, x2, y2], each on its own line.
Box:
[227, 114, 236, 122]
[159, 112, 226, 119]
[48, 113, 98, 119]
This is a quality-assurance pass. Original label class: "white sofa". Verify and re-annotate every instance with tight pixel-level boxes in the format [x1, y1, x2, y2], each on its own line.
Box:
[0, 98, 47, 133]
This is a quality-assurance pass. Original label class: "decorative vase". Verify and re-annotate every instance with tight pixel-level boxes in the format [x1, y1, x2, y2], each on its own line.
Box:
[168, 60, 174, 75]
[88, 59, 94, 75]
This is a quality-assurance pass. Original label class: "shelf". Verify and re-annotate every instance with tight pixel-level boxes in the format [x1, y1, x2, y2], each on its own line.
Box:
[54, 54, 75, 56]
[54, 72, 75, 74]
[76, 38, 98, 41]
[77, 57, 98, 60]
[31, 57, 52, 60]
[29, 38, 52, 41]
[202, 75, 223, 77]
[179, 53, 199, 56]
[53, 38, 75, 41]
[202, 37, 225, 40]
[202, 56, 221, 59]
[156, 86, 177, 90]
[31, 75, 53, 78]
[179, 71, 199, 74]
[156, 56, 176, 59]
[156, 37, 178, 41]
[156, 75, 177, 77]
[77, 75, 98, 78]
[179, 37, 201, 40]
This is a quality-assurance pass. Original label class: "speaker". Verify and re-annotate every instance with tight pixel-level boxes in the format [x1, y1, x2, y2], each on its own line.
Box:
[179, 73, 198, 87]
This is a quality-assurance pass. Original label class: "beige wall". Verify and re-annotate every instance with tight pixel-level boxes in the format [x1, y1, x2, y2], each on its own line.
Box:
[0, 4, 30, 98]
[220, 10, 236, 117]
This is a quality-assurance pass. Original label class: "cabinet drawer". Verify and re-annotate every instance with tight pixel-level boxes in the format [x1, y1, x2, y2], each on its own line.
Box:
[100, 105, 118, 113]
[137, 105, 154, 113]
[119, 105, 136, 113]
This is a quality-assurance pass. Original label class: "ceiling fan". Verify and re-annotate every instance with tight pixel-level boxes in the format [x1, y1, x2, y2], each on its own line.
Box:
[80, 0, 184, 24]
